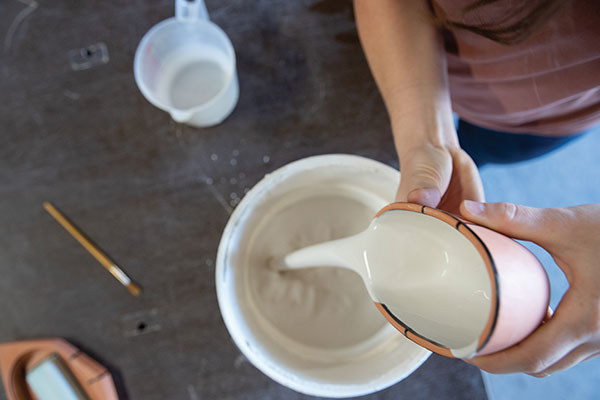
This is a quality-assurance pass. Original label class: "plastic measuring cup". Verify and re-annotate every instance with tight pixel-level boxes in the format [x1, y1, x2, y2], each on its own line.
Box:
[134, 0, 239, 127]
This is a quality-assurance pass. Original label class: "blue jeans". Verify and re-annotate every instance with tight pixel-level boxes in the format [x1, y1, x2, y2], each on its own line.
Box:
[456, 119, 586, 167]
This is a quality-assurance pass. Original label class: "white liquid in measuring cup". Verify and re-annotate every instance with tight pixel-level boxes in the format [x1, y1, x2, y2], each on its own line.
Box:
[169, 60, 227, 108]
[156, 45, 230, 110]
[284, 210, 493, 351]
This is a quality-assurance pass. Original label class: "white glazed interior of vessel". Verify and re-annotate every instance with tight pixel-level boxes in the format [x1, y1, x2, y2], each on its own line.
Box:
[371, 211, 492, 354]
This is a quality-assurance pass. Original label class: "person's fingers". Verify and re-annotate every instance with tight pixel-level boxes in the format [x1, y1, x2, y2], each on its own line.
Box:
[466, 291, 585, 375]
[405, 188, 442, 208]
[581, 351, 600, 363]
[459, 201, 569, 248]
[396, 145, 452, 207]
[543, 306, 554, 323]
[530, 343, 600, 378]
[452, 149, 484, 202]
[437, 149, 484, 214]
[460, 202, 600, 376]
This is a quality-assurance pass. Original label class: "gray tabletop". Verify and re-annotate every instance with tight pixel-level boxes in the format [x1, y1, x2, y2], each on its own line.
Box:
[0, 0, 487, 399]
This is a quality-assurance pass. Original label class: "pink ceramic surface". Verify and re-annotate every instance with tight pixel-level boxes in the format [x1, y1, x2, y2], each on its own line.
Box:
[469, 224, 550, 356]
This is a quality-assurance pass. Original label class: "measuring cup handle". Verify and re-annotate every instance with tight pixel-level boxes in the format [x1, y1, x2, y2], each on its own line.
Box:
[175, 0, 209, 21]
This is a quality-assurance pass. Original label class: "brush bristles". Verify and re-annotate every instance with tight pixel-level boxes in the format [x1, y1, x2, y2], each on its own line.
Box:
[127, 282, 142, 296]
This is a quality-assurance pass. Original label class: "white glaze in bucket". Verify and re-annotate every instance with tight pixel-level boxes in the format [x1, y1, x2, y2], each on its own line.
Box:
[216, 155, 430, 398]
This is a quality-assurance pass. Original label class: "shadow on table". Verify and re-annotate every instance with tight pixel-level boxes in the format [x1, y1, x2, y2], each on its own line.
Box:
[67, 338, 130, 400]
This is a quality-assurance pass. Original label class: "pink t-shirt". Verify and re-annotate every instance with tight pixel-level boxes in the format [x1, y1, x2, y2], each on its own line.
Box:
[434, 0, 600, 136]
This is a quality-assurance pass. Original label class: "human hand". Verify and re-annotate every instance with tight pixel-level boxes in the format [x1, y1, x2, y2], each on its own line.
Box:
[460, 200, 600, 377]
[396, 143, 484, 214]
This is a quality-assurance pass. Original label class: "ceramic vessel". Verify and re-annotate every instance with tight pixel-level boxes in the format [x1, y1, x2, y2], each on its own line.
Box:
[0, 338, 119, 400]
[372, 202, 550, 358]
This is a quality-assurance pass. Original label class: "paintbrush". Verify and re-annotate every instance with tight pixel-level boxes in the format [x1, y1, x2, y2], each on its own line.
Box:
[43, 202, 141, 296]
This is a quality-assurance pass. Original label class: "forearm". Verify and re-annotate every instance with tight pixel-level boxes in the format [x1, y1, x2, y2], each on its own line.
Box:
[354, 0, 457, 151]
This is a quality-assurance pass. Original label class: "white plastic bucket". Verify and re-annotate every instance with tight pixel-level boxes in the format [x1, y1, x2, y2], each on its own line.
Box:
[134, 0, 238, 127]
[216, 155, 430, 398]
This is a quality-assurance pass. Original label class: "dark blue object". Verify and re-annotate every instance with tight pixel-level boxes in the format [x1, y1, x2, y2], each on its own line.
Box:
[457, 119, 585, 167]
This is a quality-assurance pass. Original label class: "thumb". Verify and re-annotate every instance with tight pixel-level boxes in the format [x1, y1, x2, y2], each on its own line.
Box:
[396, 187, 443, 209]
[396, 146, 452, 207]
[460, 200, 563, 246]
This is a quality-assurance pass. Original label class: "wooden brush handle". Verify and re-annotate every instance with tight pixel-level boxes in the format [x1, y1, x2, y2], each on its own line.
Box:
[43, 202, 141, 296]
[43, 202, 114, 268]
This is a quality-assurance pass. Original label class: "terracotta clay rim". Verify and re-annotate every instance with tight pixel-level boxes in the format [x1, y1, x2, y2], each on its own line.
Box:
[373, 202, 499, 358]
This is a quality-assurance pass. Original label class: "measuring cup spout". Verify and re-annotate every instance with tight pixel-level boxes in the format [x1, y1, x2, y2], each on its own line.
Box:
[170, 109, 192, 123]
